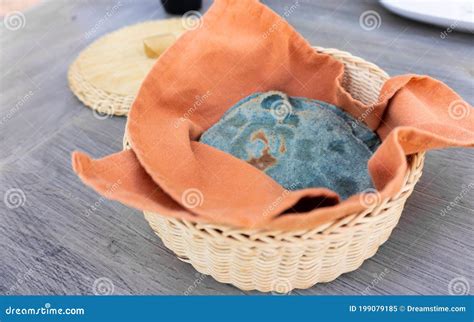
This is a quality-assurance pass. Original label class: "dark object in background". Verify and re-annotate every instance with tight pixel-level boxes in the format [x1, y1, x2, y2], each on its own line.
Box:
[161, 0, 202, 14]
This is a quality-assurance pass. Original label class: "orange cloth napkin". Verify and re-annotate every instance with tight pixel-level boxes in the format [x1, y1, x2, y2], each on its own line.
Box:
[72, 0, 473, 231]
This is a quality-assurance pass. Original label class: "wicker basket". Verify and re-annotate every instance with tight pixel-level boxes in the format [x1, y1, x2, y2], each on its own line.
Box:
[123, 47, 425, 293]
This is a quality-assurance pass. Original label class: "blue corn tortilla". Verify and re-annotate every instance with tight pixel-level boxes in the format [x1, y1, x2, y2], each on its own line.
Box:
[199, 91, 381, 199]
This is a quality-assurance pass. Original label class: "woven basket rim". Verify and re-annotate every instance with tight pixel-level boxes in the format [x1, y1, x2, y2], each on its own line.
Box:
[141, 152, 424, 246]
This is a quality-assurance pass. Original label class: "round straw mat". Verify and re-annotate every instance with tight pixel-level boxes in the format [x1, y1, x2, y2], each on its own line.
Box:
[68, 19, 184, 116]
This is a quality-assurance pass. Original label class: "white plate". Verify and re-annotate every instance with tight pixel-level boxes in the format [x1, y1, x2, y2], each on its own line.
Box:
[380, 0, 474, 32]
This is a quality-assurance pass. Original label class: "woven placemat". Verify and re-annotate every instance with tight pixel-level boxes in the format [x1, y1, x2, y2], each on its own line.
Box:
[68, 19, 185, 116]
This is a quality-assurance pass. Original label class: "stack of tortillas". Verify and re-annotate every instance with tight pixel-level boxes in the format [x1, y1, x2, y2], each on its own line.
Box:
[68, 19, 186, 116]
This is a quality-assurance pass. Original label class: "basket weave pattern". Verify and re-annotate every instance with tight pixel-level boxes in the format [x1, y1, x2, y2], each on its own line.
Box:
[123, 47, 424, 293]
[68, 59, 134, 116]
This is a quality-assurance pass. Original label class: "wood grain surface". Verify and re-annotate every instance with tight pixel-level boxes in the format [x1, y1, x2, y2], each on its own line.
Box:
[0, 0, 472, 295]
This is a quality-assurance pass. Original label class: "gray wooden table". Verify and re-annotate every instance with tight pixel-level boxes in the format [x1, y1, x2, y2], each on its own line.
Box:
[1, 0, 472, 295]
